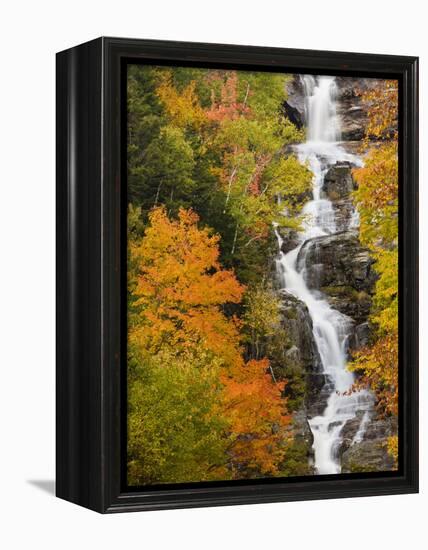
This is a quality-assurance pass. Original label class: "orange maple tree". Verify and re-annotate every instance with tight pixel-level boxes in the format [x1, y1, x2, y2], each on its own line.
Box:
[129, 206, 244, 366]
[129, 206, 290, 477]
[221, 358, 289, 476]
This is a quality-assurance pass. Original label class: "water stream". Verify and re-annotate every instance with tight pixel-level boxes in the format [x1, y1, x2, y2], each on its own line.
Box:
[275, 75, 373, 474]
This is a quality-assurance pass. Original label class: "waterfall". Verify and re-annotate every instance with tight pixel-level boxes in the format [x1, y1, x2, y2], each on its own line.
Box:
[275, 75, 373, 475]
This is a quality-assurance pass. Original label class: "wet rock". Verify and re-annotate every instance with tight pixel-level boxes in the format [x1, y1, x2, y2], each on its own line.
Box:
[341, 414, 397, 473]
[276, 290, 321, 375]
[363, 414, 398, 441]
[332, 198, 357, 232]
[285, 75, 306, 124]
[276, 227, 300, 255]
[306, 375, 334, 418]
[283, 101, 304, 129]
[296, 231, 376, 327]
[334, 77, 396, 141]
[341, 440, 394, 473]
[342, 412, 364, 439]
[321, 162, 356, 200]
[274, 291, 348, 418]
[337, 410, 367, 457]
[320, 289, 372, 326]
[348, 322, 371, 350]
[338, 106, 366, 141]
[298, 230, 376, 294]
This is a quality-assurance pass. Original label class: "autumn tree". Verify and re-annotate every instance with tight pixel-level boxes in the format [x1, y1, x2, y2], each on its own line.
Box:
[126, 66, 307, 483]
[221, 358, 289, 477]
[156, 70, 206, 129]
[127, 65, 311, 287]
[129, 206, 244, 366]
[349, 80, 399, 462]
[128, 206, 242, 484]
[128, 206, 290, 483]
[206, 71, 310, 257]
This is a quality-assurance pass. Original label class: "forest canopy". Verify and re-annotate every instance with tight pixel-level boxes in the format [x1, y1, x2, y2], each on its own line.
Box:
[126, 66, 399, 484]
[127, 66, 310, 484]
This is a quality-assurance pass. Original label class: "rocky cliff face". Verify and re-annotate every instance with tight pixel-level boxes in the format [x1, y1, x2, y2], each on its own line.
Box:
[321, 162, 359, 231]
[297, 162, 377, 344]
[277, 77, 396, 475]
[276, 290, 321, 375]
[283, 76, 306, 129]
[272, 151, 392, 473]
[322, 162, 356, 200]
[276, 290, 334, 417]
[284, 75, 388, 142]
[297, 230, 376, 328]
[339, 413, 397, 473]
[259, 289, 326, 473]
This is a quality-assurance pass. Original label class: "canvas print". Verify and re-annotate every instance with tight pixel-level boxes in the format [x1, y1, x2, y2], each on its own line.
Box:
[126, 64, 398, 486]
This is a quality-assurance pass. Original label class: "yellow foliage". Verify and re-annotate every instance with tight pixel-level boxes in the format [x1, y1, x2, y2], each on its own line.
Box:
[349, 334, 398, 416]
[387, 435, 398, 469]
[350, 80, 399, 418]
[156, 71, 206, 129]
[353, 142, 398, 247]
[360, 80, 398, 141]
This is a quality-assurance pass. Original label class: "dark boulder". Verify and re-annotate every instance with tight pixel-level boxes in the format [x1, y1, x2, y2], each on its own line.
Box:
[285, 75, 306, 124]
[276, 290, 321, 375]
[338, 106, 366, 141]
[297, 230, 376, 294]
[306, 374, 334, 418]
[276, 226, 301, 255]
[283, 101, 304, 129]
[338, 411, 367, 455]
[321, 162, 356, 201]
[297, 231, 376, 325]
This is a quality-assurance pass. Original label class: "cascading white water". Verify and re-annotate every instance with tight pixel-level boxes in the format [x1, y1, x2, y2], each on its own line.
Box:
[275, 75, 373, 475]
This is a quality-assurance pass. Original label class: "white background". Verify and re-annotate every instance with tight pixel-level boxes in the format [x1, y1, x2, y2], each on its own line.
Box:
[0, 1, 425, 548]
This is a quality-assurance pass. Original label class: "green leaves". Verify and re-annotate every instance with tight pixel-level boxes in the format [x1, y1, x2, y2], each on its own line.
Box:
[137, 125, 195, 208]
[128, 348, 229, 485]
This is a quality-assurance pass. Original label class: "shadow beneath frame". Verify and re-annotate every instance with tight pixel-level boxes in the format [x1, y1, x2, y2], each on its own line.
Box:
[27, 479, 55, 496]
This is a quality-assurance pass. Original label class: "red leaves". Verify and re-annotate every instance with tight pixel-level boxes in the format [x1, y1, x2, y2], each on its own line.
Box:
[205, 72, 251, 122]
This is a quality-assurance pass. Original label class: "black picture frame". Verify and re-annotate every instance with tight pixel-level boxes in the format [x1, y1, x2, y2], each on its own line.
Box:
[56, 36, 419, 513]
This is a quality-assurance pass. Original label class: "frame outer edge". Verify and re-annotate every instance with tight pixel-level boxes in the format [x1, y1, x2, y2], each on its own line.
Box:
[57, 38, 419, 513]
[56, 38, 105, 513]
